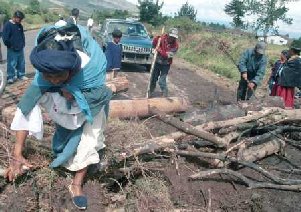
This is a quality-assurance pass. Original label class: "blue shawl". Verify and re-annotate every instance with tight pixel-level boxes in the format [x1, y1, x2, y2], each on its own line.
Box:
[18, 25, 112, 168]
[31, 25, 107, 123]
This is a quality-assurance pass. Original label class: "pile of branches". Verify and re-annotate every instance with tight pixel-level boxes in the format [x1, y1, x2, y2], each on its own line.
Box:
[110, 107, 301, 191]
[1, 106, 301, 192]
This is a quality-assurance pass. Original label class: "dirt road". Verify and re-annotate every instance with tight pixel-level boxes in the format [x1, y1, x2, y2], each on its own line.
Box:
[1, 28, 237, 108]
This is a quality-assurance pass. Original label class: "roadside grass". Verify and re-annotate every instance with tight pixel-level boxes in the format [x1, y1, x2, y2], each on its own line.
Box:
[177, 30, 286, 81]
[125, 175, 174, 211]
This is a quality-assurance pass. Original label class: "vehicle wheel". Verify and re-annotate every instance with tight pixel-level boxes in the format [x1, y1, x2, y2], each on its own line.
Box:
[144, 64, 152, 72]
[0, 69, 7, 95]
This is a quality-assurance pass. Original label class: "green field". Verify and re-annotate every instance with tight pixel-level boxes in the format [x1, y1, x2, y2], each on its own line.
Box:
[177, 30, 285, 81]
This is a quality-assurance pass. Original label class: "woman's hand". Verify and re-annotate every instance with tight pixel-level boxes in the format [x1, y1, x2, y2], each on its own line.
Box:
[5, 156, 33, 182]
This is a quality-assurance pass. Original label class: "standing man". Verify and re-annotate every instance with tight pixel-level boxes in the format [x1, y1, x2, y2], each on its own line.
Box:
[149, 28, 179, 97]
[237, 42, 267, 100]
[66, 8, 80, 25]
[2, 11, 26, 84]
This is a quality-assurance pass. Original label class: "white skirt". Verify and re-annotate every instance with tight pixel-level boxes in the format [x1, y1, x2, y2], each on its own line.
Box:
[11, 92, 106, 171]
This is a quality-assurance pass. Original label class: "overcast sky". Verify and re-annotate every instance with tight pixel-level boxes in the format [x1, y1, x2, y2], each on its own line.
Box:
[127, 0, 301, 38]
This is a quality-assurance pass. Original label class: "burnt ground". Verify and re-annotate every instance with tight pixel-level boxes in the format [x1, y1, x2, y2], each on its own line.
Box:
[0, 29, 301, 211]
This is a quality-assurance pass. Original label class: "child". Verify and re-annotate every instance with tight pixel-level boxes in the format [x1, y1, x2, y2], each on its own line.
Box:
[105, 29, 122, 80]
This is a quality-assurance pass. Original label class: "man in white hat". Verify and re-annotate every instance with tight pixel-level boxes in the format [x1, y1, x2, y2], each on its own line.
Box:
[149, 28, 179, 97]
[237, 42, 267, 100]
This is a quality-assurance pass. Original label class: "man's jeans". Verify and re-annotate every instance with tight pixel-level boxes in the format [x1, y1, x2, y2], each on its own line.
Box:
[7, 48, 25, 80]
[149, 63, 170, 96]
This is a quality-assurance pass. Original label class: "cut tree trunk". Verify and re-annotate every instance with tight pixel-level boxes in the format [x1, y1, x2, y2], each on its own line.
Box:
[237, 138, 285, 163]
[109, 97, 189, 119]
[1, 97, 189, 124]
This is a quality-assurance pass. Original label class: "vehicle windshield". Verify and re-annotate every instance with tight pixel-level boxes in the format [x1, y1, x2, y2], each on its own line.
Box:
[108, 22, 148, 37]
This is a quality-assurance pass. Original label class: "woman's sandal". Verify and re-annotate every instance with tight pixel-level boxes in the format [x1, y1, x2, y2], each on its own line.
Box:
[68, 184, 87, 210]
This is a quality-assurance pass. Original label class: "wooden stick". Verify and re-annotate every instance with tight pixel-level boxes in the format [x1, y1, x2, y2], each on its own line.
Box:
[146, 27, 165, 98]
[200, 108, 278, 131]
[189, 169, 301, 191]
[176, 150, 301, 185]
[155, 112, 227, 147]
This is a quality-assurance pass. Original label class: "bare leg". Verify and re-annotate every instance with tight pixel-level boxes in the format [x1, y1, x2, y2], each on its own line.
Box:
[71, 167, 88, 196]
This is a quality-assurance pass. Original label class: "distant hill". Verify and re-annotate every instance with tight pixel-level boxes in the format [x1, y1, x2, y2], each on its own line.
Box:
[49, 0, 138, 15]
[4, 0, 138, 16]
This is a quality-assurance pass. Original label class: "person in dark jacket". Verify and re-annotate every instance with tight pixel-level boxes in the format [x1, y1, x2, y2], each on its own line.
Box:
[105, 29, 122, 80]
[66, 8, 79, 25]
[276, 47, 301, 108]
[237, 42, 267, 100]
[2, 11, 26, 83]
[149, 28, 179, 97]
[269, 50, 289, 95]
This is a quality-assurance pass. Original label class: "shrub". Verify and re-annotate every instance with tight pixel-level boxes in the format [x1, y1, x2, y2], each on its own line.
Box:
[164, 16, 202, 36]
[24, 14, 44, 25]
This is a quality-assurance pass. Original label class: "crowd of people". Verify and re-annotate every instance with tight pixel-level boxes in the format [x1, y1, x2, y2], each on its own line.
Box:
[0, 7, 300, 211]
[268, 47, 301, 108]
[236, 40, 301, 109]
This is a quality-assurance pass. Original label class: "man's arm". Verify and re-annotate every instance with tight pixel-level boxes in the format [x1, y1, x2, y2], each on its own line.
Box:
[252, 56, 268, 86]
[2, 22, 12, 48]
[105, 43, 113, 71]
[238, 50, 249, 73]
[153, 36, 168, 58]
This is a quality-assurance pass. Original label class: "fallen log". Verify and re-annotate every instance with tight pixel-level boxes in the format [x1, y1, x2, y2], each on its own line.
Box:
[237, 138, 285, 163]
[109, 97, 189, 119]
[1, 97, 189, 124]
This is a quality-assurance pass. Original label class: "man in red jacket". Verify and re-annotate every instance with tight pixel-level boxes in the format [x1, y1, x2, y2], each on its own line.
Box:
[150, 28, 179, 97]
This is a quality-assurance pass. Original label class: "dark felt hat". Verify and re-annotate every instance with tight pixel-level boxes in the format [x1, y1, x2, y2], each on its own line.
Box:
[290, 46, 301, 54]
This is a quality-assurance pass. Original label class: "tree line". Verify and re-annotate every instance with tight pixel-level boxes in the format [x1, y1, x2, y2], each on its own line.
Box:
[224, 0, 298, 40]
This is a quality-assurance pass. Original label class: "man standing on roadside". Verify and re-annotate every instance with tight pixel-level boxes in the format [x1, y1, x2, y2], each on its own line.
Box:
[237, 42, 267, 100]
[149, 28, 179, 97]
[66, 8, 80, 25]
[2, 11, 26, 84]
